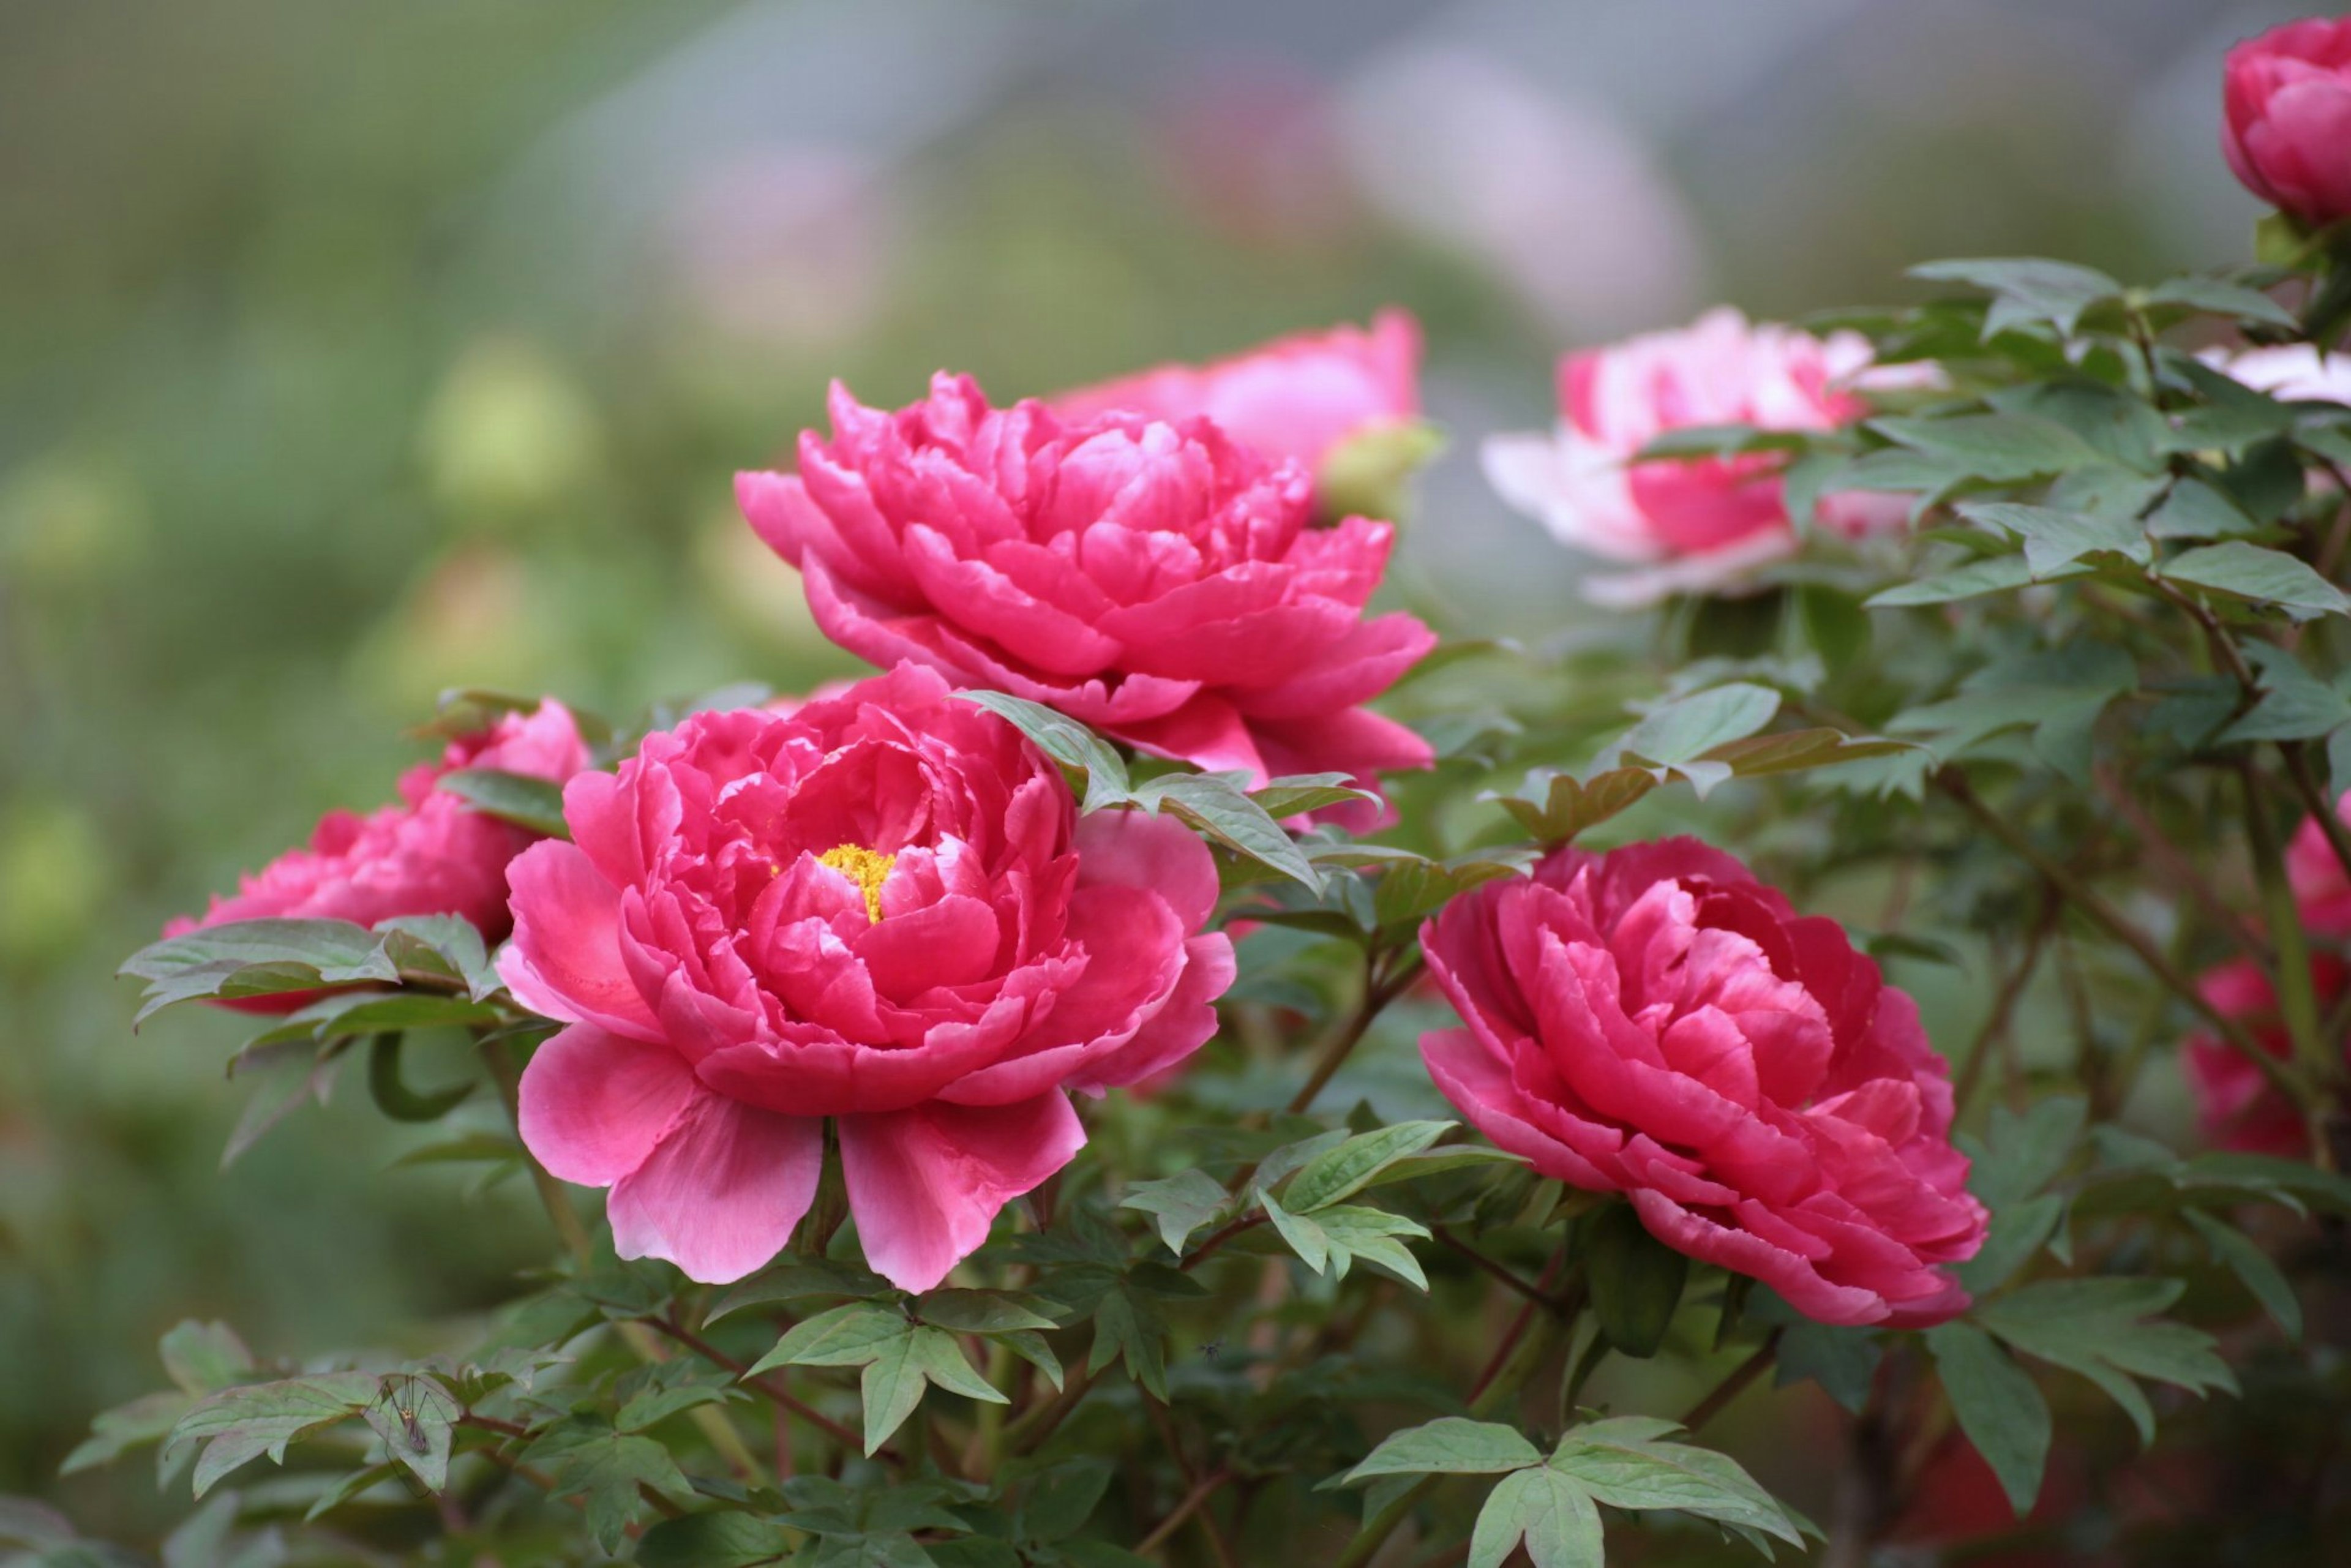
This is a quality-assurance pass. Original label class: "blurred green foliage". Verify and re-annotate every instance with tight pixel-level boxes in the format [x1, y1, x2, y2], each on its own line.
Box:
[0, 0, 2272, 1544]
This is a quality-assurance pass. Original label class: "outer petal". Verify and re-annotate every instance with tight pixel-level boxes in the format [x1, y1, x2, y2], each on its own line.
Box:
[839, 1092, 1087, 1292]
[1420, 1026, 1610, 1189]
[1073, 806, 1221, 930]
[517, 1022, 699, 1187]
[498, 839, 666, 1043]
[1066, 931, 1236, 1094]
[607, 1092, 825, 1284]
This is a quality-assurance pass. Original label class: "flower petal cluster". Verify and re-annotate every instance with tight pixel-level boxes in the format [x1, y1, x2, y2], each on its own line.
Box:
[167, 700, 590, 966]
[506, 663, 1234, 1290]
[1482, 308, 1917, 605]
[2183, 958, 2342, 1158]
[1050, 310, 1422, 492]
[2222, 17, 2351, 230]
[1417, 838, 1985, 1326]
[737, 375, 1435, 819]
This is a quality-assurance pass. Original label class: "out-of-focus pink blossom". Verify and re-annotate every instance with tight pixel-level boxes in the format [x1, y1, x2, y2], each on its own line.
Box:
[166, 702, 591, 1012]
[1483, 308, 1920, 606]
[2184, 956, 2343, 1157]
[1051, 312, 1422, 497]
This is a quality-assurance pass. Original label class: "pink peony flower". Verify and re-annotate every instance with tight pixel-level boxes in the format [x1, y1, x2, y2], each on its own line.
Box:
[1050, 310, 1422, 493]
[2289, 794, 2351, 936]
[2213, 343, 2351, 407]
[504, 662, 1235, 1290]
[737, 375, 1435, 821]
[1417, 837, 1986, 1327]
[166, 701, 591, 1007]
[1482, 307, 1916, 606]
[2184, 956, 2342, 1157]
[2222, 17, 2351, 230]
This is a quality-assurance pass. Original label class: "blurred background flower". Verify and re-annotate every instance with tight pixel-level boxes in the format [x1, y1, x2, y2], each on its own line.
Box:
[0, 0, 2319, 1536]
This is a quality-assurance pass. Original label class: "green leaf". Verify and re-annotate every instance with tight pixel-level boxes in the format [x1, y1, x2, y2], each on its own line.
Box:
[163, 1372, 380, 1498]
[1471, 1466, 1604, 1568]
[955, 691, 1131, 811]
[1085, 1286, 1169, 1401]
[1965, 1096, 2087, 1212]
[1909, 257, 2121, 338]
[361, 1375, 459, 1491]
[1956, 1193, 2068, 1294]
[1119, 1169, 1231, 1256]
[1285, 1121, 1453, 1213]
[1000, 1330, 1063, 1392]
[436, 767, 569, 837]
[1130, 772, 1318, 890]
[59, 1391, 191, 1476]
[1356, 1145, 1528, 1190]
[1018, 1455, 1117, 1542]
[2162, 541, 2350, 620]
[522, 1416, 694, 1552]
[1873, 414, 2105, 482]
[2142, 276, 2301, 331]
[1341, 1417, 1541, 1483]
[159, 1321, 255, 1397]
[746, 1304, 910, 1378]
[636, 1514, 797, 1568]
[1248, 773, 1379, 819]
[389, 1131, 526, 1171]
[261, 990, 502, 1045]
[1976, 1277, 2237, 1442]
[1958, 501, 2149, 574]
[1316, 1206, 1434, 1289]
[1586, 1204, 1688, 1359]
[1614, 683, 1782, 768]
[1548, 1417, 1805, 1546]
[708, 1257, 892, 1323]
[1925, 1322, 2050, 1516]
[1773, 1321, 1882, 1414]
[1868, 552, 2079, 607]
[909, 1326, 1008, 1406]
[120, 918, 398, 1022]
[1258, 1188, 1329, 1273]
[2219, 645, 2351, 744]
[2184, 1209, 2301, 1340]
[914, 1289, 1062, 1335]
[1891, 645, 2135, 783]
[2147, 478, 2262, 541]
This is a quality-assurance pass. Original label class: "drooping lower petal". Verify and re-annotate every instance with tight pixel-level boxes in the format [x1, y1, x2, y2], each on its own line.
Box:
[607, 1093, 824, 1284]
[838, 1092, 1087, 1292]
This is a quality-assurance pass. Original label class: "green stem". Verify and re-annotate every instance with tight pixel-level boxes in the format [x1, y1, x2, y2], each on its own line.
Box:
[1330, 1310, 1569, 1568]
[479, 1030, 767, 1483]
[479, 1033, 593, 1265]
[1936, 768, 2312, 1106]
[2244, 762, 2327, 1082]
[1288, 948, 1422, 1117]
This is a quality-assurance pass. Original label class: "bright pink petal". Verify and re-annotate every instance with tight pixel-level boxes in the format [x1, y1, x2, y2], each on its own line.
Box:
[1073, 807, 1221, 929]
[607, 1093, 824, 1284]
[838, 1092, 1087, 1292]
[517, 1022, 697, 1186]
[498, 839, 665, 1042]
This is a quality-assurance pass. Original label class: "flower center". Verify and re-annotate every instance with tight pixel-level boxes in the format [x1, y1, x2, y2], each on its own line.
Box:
[817, 842, 896, 923]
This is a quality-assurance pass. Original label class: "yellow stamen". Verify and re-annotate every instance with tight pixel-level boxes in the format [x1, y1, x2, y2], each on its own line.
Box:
[817, 842, 897, 924]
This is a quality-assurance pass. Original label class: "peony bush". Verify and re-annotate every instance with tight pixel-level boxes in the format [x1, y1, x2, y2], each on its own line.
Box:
[45, 19, 2351, 1565]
